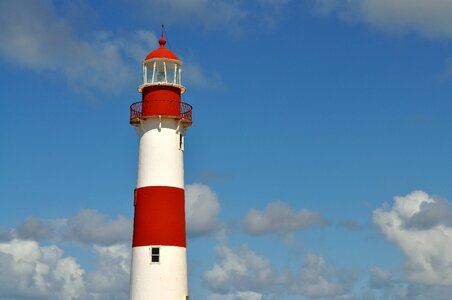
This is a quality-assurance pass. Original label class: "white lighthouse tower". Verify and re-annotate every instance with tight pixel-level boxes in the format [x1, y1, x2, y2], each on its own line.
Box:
[128, 27, 191, 300]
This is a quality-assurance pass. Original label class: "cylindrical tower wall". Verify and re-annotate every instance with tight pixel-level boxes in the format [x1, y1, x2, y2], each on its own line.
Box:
[130, 116, 188, 300]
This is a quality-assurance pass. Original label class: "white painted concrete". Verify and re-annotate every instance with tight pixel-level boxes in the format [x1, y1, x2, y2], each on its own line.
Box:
[129, 245, 188, 300]
[135, 117, 186, 189]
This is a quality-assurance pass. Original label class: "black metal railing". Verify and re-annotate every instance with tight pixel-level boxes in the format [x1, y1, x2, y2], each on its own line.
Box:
[129, 100, 192, 123]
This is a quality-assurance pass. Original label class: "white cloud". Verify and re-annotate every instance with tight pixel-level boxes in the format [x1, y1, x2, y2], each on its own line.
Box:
[203, 244, 354, 298]
[0, 239, 131, 300]
[373, 190, 452, 285]
[284, 253, 356, 298]
[313, 0, 452, 39]
[186, 183, 224, 238]
[0, 0, 154, 94]
[65, 210, 132, 246]
[84, 244, 131, 300]
[368, 267, 395, 290]
[0, 239, 85, 299]
[366, 266, 452, 300]
[184, 61, 223, 89]
[0, 1, 225, 94]
[203, 245, 275, 294]
[242, 201, 327, 235]
[15, 209, 132, 246]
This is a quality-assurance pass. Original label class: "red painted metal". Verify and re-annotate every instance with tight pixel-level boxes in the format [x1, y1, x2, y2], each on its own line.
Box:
[145, 36, 179, 60]
[141, 85, 181, 117]
[142, 100, 178, 117]
[143, 85, 181, 102]
[132, 186, 186, 247]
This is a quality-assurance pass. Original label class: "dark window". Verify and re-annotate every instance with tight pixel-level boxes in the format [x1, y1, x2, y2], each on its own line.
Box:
[179, 134, 184, 150]
[151, 247, 160, 263]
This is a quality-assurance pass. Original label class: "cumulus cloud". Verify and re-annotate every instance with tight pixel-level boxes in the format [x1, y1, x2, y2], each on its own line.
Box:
[203, 244, 354, 299]
[242, 202, 327, 235]
[15, 209, 132, 246]
[184, 61, 224, 89]
[313, 0, 452, 39]
[203, 245, 275, 294]
[0, 0, 218, 94]
[368, 267, 396, 290]
[404, 196, 452, 229]
[0, 239, 131, 300]
[0, 0, 158, 94]
[404, 285, 452, 300]
[373, 190, 452, 285]
[366, 266, 452, 300]
[288, 254, 356, 298]
[0, 239, 85, 299]
[0, 229, 13, 242]
[185, 183, 224, 238]
[83, 244, 131, 300]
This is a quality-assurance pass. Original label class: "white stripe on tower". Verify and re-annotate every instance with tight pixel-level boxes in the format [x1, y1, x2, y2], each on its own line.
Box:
[136, 118, 184, 189]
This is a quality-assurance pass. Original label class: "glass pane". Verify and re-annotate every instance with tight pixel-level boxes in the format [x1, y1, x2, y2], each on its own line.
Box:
[151, 247, 159, 255]
[178, 67, 182, 85]
[155, 61, 166, 83]
[151, 255, 159, 263]
[146, 66, 153, 83]
[166, 62, 176, 84]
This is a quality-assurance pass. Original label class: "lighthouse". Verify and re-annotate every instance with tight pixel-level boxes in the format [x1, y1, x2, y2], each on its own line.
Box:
[128, 28, 191, 300]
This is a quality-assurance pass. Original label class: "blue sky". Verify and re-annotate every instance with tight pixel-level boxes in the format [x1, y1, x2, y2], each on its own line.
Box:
[1, 0, 452, 299]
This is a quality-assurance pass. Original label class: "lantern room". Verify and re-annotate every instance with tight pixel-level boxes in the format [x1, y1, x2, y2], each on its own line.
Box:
[138, 37, 185, 94]
[130, 28, 192, 127]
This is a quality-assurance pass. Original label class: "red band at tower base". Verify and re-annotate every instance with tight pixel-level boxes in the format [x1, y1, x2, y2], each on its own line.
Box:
[132, 186, 186, 248]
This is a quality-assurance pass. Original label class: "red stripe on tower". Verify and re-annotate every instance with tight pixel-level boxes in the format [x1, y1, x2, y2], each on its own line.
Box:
[133, 186, 186, 247]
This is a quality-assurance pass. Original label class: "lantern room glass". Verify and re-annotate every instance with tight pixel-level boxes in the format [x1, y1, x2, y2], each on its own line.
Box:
[144, 60, 181, 85]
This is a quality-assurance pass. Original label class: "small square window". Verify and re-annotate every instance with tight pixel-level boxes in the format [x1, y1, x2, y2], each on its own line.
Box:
[150, 247, 160, 263]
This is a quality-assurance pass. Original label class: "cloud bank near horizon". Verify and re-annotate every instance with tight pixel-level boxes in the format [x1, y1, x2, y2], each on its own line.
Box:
[2, 189, 452, 299]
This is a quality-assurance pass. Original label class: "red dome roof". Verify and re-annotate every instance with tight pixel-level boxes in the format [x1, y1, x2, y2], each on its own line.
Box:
[145, 37, 179, 60]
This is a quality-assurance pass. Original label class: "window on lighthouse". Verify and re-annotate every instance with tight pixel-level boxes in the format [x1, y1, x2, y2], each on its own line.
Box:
[150, 247, 160, 263]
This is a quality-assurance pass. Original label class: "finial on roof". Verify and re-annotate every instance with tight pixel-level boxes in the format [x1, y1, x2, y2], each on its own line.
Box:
[159, 24, 166, 48]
